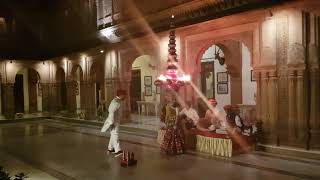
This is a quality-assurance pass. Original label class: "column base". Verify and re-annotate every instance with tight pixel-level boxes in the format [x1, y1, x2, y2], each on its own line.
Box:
[85, 108, 97, 120]
[259, 131, 278, 145]
[260, 138, 278, 145]
[256, 143, 320, 161]
[3, 113, 15, 120]
[287, 135, 308, 149]
[310, 130, 320, 150]
[120, 110, 131, 124]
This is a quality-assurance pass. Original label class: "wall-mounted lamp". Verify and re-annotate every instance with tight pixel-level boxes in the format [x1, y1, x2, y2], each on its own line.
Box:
[100, 50, 104, 53]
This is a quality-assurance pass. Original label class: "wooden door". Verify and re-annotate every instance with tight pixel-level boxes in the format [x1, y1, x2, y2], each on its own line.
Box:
[201, 61, 215, 98]
[130, 69, 141, 113]
[14, 74, 24, 113]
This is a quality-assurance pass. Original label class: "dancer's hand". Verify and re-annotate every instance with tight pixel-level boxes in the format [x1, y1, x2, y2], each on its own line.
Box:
[160, 122, 166, 129]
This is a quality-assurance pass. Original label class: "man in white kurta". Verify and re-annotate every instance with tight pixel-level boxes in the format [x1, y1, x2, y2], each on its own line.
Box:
[180, 101, 199, 125]
[101, 90, 126, 157]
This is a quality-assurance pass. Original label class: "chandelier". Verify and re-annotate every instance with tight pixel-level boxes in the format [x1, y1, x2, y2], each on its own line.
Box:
[154, 15, 191, 91]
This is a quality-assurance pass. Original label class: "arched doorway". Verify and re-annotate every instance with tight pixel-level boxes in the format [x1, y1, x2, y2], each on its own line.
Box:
[89, 62, 105, 118]
[198, 41, 256, 116]
[56, 67, 67, 111]
[130, 55, 159, 118]
[198, 44, 228, 116]
[14, 68, 41, 113]
[70, 65, 83, 113]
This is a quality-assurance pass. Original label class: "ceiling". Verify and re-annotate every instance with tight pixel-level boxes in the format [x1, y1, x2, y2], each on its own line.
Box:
[0, 0, 290, 60]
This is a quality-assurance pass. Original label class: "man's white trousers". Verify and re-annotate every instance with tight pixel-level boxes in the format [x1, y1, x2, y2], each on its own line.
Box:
[108, 123, 121, 152]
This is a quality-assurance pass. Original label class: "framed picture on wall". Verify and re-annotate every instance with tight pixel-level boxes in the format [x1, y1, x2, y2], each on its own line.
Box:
[156, 86, 161, 94]
[145, 86, 152, 96]
[217, 83, 228, 94]
[251, 70, 256, 81]
[217, 72, 228, 83]
[144, 76, 152, 86]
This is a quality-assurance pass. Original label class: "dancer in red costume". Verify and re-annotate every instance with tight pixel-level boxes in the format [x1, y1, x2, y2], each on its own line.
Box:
[160, 90, 185, 155]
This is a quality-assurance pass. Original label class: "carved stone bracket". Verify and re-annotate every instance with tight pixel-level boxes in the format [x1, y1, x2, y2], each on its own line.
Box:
[268, 70, 277, 79]
[252, 70, 261, 81]
[308, 44, 319, 66]
[288, 43, 306, 64]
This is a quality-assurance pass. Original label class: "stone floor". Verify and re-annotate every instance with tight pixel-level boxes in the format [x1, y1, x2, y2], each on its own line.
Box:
[0, 150, 57, 180]
[0, 120, 319, 180]
[122, 114, 160, 131]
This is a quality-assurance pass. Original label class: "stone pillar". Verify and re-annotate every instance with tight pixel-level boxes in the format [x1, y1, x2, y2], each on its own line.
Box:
[105, 78, 117, 106]
[28, 78, 38, 113]
[287, 69, 297, 145]
[0, 82, 2, 116]
[230, 75, 242, 105]
[51, 83, 59, 112]
[260, 71, 271, 143]
[80, 81, 86, 111]
[307, 13, 320, 150]
[66, 80, 76, 114]
[48, 83, 56, 113]
[254, 71, 262, 122]
[309, 69, 320, 149]
[119, 79, 131, 123]
[277, 69, 289, 145]
[296, 69, 307, 147]
[2, 83, 14, 119]
[268, 70, 278, 144]
[85, 81, 97, 120]
[55, 82, 62, 111]
[41, 83, 50, 112]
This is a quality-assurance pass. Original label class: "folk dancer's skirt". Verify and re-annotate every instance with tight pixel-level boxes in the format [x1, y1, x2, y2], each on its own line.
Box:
[161, 125, 185, 155]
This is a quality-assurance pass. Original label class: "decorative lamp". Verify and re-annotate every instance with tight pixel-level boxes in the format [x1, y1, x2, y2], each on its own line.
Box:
[154, 15, 191, 91]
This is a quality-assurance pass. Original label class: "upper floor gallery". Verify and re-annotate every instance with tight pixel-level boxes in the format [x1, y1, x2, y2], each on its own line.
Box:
[0, 0, 288, 59]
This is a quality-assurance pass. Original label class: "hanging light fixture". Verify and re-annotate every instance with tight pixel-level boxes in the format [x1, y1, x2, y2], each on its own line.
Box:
[154, 15, 191, 91]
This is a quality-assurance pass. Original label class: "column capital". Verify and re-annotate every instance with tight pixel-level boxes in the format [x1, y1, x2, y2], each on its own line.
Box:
[253, 71, 260, 81]
[80, 81, 93, 87]
[261, 71, 269, 79]
[66, 75, 73, 81]
[288, 69, 297, 77]
[104, 78, 119, 84]
[296, 69, 305, 77]
[268, 70, 277, 78]
[119, 80, 131, 84]
[2, 82, 14, 87]
[310, 68, 319, 74]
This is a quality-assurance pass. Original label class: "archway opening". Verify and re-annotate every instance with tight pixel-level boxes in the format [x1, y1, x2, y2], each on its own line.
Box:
[14, 68, 41, 113]
[56, 67, 67, 111]
[71, 65, 83, 113]
[197, 41, 256, 118]
[130, 55, 159, 120]
[198, 44, 227, 117]
[90, 62, 104, 113]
